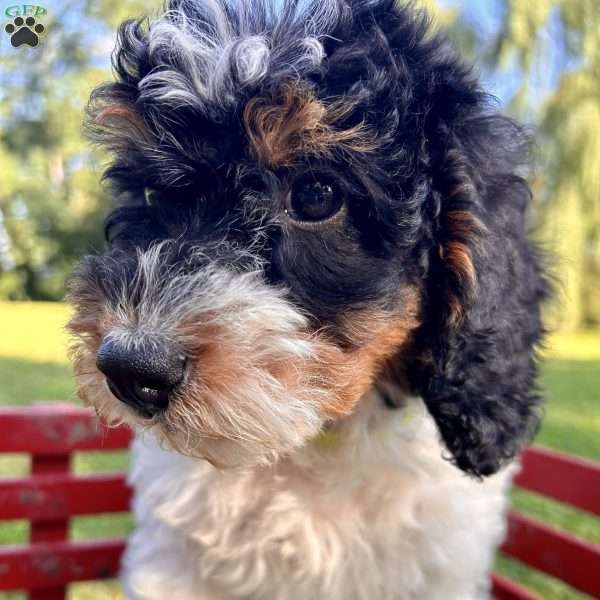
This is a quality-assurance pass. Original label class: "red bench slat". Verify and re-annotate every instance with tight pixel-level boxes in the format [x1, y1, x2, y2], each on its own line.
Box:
[491, 574, 542, 600]
[0, 473, 132, 521]
[516, 446, 600, 517]
[0, 405, 132, 454]
[501, 512, 600, 597]
[0, 539, 125, 590]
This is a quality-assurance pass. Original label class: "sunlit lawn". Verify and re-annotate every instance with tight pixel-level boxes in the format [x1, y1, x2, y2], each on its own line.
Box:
[0, 302, 599, 599]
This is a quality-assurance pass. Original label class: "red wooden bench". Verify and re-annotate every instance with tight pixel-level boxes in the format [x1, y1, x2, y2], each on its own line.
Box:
[0, 404, 599, 599]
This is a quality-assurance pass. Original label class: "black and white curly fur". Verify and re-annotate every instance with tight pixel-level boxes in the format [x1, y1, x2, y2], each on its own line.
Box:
[68, 1, 549, 598]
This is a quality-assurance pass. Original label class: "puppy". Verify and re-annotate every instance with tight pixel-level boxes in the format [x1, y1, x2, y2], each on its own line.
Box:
[68, 0, 548, 598]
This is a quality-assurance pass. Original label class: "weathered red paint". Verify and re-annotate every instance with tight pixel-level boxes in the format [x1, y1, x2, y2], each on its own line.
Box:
[0, 404, 132, 454]
[0, 540, 125, 590]
[501, 512, 600, 598]
[0, 473, 131, 520]
[514, 446, 600, 517]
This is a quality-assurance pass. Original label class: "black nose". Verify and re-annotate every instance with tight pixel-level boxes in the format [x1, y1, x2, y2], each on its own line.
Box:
[96, 337, 186, 417]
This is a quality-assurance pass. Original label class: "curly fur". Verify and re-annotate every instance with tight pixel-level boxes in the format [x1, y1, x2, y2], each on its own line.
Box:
[68, 0, 549, 597]
[122, 394, 514, 600]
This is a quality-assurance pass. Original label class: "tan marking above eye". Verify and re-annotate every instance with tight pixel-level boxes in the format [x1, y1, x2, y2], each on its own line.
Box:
[243, 82, 379, 168]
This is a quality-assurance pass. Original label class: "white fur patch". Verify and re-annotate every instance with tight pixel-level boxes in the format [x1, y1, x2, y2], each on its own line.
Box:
[138, 0, 336, 116]
[122, 393, 514, 600]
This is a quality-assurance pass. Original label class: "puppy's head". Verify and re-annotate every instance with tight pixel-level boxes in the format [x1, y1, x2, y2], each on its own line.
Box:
[68, 0, 547, 474]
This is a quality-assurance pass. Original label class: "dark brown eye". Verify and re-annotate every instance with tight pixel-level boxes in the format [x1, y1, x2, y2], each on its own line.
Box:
[286, 178, 343, 223]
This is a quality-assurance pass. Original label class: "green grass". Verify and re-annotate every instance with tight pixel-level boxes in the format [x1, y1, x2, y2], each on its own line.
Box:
[1, 302, 599, 600]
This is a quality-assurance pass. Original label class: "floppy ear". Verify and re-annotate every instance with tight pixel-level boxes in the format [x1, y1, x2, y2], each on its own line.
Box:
[411, 111, 549, 478]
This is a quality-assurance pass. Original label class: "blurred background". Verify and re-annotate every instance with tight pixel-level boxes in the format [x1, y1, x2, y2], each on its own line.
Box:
[0, 1, 598, 598]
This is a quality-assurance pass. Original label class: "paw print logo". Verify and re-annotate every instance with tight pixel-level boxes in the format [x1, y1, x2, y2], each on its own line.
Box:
[4, 16, 45, 47]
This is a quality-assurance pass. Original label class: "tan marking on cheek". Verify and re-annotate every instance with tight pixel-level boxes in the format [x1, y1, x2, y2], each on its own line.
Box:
[243, 82, 379, 168]
[319, 291, 421, 418]
[173, 319, 307, 417]
[188, 331, 247, 398]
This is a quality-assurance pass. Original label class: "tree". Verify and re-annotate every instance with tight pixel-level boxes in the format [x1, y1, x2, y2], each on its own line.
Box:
[483, 0, 599, 329]
[0, 0, 156, 300]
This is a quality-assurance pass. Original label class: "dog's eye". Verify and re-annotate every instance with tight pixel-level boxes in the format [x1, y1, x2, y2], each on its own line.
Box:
[144, 187, 160, 207]
[286, 178, 344, 223]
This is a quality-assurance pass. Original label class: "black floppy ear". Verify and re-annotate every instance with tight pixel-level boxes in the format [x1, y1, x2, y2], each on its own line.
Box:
[412, 111, 549, 478]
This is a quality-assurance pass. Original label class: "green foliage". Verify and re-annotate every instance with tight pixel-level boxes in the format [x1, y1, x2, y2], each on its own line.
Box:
[85, 0, 162, 27]
[0, 1, 161, 300]
[492, 0, 600, 330]
[1, 5, 102, 299]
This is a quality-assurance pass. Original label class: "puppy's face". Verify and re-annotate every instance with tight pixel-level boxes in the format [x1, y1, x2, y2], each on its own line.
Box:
[69, 0, 546, 475]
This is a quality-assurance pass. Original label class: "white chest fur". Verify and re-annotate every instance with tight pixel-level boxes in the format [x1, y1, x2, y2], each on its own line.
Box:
[122, 394, 513, 600]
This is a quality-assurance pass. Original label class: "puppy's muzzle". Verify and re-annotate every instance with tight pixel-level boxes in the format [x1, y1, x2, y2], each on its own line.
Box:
[96, 336, 186, 417]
